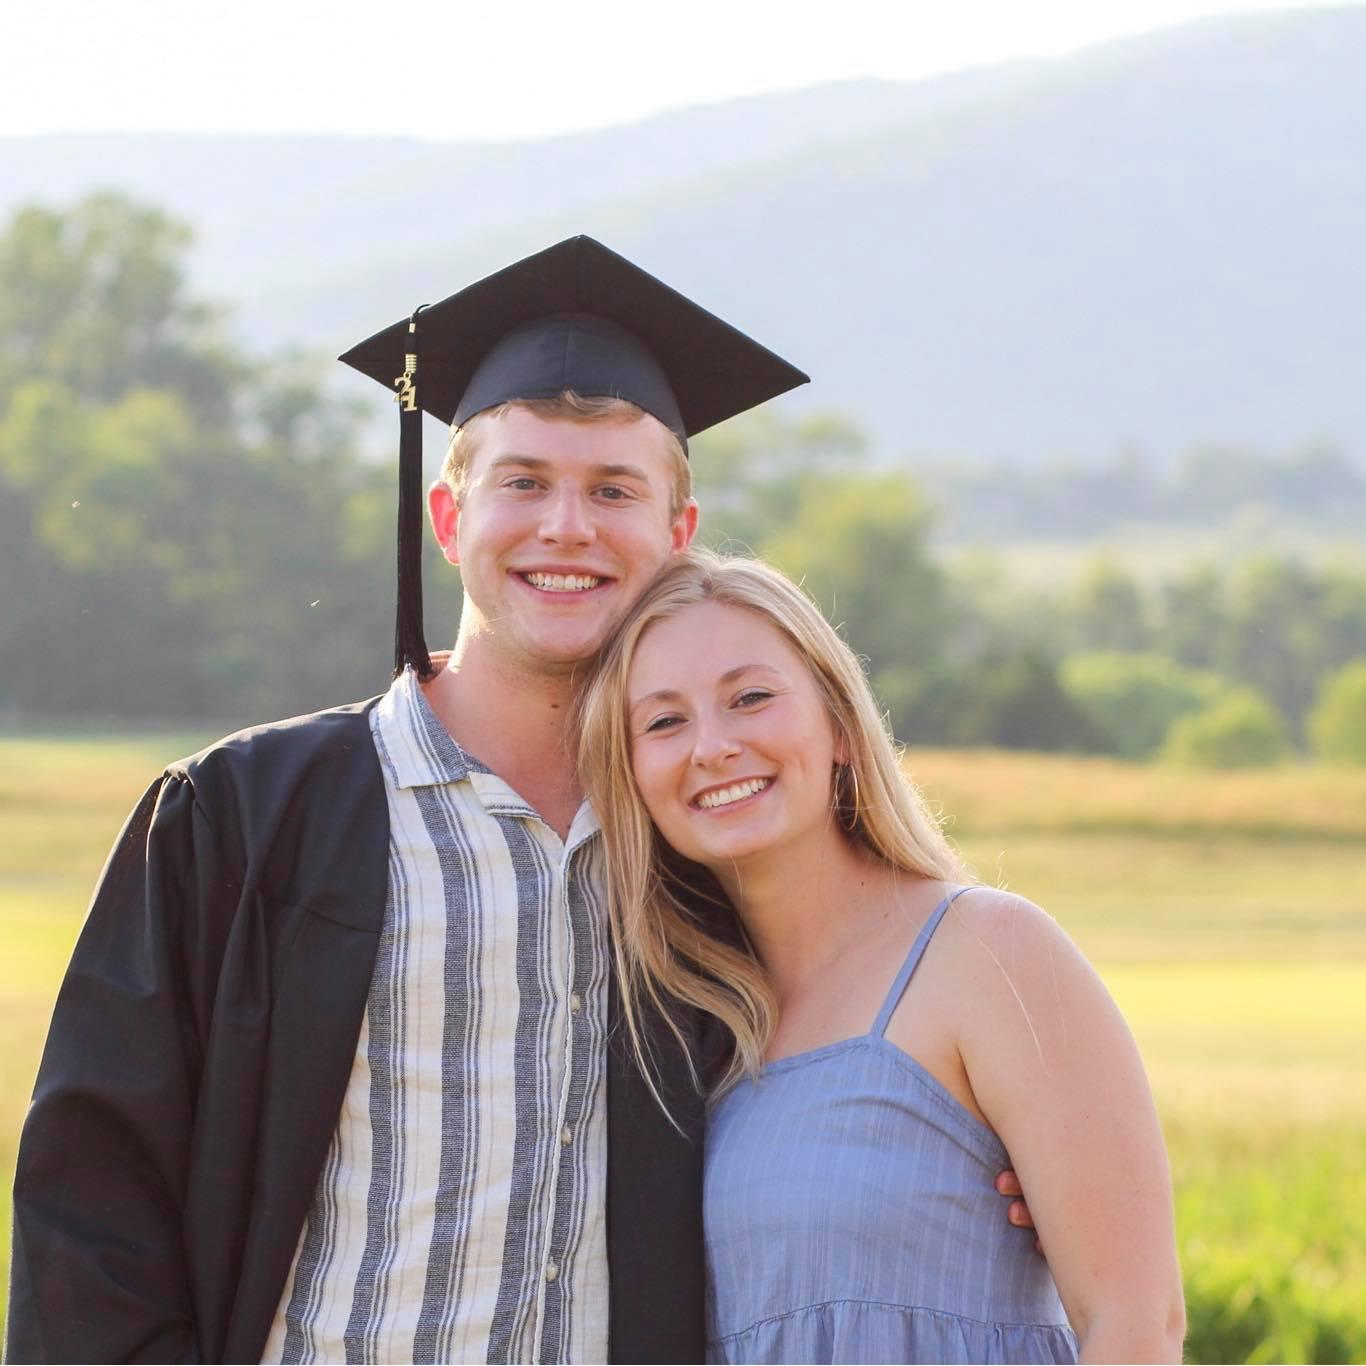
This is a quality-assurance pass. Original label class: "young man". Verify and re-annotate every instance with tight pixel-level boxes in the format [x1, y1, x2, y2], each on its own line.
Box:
[7, 238, 1032, 1364]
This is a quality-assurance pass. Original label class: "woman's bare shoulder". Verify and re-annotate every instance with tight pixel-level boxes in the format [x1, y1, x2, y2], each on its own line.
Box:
[942, 883, 1080, 958]
[933, 882, 1110, 1032]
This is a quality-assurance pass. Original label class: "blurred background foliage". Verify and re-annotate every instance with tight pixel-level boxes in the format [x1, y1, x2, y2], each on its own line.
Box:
[4, 193, 1365, 770]
[2, 192, 1365, 1364]
[4, 13, 1366, 1364]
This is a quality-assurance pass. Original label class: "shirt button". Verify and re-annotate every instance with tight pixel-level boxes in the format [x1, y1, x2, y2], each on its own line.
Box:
[569, 993, 582, 1014]
[545, 1260, 560, 1282]
[560, 1125, 573, 1146]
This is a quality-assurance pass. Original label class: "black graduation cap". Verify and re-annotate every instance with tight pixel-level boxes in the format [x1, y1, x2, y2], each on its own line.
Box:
[339, 234, 809, 680]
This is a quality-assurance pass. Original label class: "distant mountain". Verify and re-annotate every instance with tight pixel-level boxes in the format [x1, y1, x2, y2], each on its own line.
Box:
[0, 69, 1042, 304]
[4, 6, 1364, 464]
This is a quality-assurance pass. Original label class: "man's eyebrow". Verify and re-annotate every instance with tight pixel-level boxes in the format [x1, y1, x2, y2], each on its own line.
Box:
[482, 454, 653, 482]
[485, 454, 551, 473]
[592, 462, 652, 482]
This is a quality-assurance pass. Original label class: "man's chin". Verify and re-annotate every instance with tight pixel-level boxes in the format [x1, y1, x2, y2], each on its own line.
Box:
[515, 630, 615, 677]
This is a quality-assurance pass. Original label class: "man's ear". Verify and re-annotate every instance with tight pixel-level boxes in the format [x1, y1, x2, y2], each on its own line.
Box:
[429, 482, 461, 566]
[671, 497, 700, 552]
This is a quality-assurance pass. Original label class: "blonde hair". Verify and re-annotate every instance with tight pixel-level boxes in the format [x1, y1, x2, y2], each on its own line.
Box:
[574, 548, 968, 1104]
[440, 390, 692, 516]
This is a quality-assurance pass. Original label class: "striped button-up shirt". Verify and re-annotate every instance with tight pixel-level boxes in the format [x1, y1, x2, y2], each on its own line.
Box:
[261, 667, 611, 1364]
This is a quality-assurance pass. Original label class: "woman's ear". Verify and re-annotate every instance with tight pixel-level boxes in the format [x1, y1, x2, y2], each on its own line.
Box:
[833, 727, 852, 767]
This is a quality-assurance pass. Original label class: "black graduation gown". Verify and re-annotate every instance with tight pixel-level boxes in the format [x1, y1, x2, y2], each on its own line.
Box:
[5, 700, 705, 1364]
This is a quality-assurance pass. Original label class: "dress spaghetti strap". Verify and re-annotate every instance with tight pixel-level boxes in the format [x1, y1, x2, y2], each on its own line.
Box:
[870, 885, 974, 1039]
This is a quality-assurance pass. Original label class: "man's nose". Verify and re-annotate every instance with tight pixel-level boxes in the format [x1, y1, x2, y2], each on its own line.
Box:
[539, 485, 595, 545]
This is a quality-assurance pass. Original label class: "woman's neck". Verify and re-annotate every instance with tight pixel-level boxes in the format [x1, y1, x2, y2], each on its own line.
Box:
[718, 824, 898, 1003]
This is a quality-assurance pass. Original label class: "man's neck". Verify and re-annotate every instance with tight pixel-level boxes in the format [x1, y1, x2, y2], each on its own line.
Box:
[420, 638, 585, 840]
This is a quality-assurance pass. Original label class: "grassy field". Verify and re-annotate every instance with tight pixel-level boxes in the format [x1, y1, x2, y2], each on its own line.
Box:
[2, 732, 1365, 1360]
[941, 523, 1366, 586]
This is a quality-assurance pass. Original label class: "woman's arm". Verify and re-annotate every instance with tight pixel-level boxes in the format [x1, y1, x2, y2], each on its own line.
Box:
[943, 889, 1186, 1364]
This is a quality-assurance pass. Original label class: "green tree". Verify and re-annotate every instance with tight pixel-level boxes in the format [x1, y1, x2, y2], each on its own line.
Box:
[761, 471, 947, 680]
[1268, 443, 1366, 519]
[1311, 567, 1366, 684]
[1159, 564, 1229, 672]
[1069, 557, 1152, 653]
[0, 193, 237, 414]
[1155, 557, 1366, 734]
[1221, 556, 1334, 731]
[1308, 660, 1366, 766]
[1161, 689, 1290, 769]
[690, 409, 869, 551]
[1172, 441, 1366, 525]
[1060, 652, 1229, 760]
[0, 194, 395, 723]
[881, 646, 1100, 752]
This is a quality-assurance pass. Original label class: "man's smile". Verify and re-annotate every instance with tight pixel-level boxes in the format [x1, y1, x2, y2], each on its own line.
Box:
[514, 569, 613, 595]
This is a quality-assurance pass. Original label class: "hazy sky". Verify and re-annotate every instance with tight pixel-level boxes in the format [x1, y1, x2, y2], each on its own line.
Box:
[5, 0, 1355, 142]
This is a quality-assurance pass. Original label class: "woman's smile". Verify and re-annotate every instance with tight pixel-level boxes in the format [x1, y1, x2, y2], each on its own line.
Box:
[690, 776, 775, 811]
[627, 600, 840, 872]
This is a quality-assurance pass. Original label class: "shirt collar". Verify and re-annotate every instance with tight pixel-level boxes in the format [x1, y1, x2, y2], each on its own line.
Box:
[465, 772, 601, 851]
[371, 667, 602, 849]
[372, 664, 488, 790]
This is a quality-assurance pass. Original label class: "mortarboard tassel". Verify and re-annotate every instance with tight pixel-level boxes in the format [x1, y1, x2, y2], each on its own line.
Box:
[394, 306, 433, 680]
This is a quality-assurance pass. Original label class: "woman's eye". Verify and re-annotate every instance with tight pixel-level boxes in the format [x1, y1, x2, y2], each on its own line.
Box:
[644, 714, 684, 733]
[735, 690, 773, 707]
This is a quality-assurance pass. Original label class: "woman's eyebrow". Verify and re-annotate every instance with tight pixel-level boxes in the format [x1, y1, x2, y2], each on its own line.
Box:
[628, 687, 682, 716]
[630, 664, 782, 711]
[721, 663, 778, 681]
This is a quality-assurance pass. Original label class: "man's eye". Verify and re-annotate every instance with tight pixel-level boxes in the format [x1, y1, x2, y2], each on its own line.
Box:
[504, 477, 540, 491]
[597, 485, 631, 500]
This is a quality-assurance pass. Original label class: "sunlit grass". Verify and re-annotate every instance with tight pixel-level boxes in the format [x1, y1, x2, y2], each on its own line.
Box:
[955, 832, 1366, 963]
[1172, 1125, 1366, 1364]
[943, 526, 1366, 587]
[908, 747, 1366, 840]
[2, 734, 1364, 1359]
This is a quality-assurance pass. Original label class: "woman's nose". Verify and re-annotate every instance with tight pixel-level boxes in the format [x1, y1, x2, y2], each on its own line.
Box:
[691, 717, 742, 767]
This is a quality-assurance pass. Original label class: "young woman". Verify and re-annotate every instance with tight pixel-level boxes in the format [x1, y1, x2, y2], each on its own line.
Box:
[576, 550, 1184, 1365]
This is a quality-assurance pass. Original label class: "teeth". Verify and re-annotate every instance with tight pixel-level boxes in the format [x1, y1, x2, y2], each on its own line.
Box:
[697, 778, 771, 810]
[525, 572, 601, 592]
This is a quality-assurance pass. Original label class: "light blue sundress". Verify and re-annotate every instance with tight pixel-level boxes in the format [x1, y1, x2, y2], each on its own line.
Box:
[704, 887, 1080, 1364]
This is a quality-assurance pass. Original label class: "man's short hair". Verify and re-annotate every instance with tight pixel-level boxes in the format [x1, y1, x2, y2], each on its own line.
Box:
[440, 390, 692, 518]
